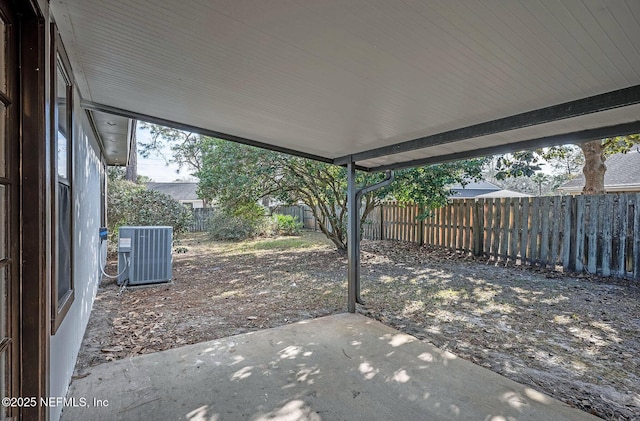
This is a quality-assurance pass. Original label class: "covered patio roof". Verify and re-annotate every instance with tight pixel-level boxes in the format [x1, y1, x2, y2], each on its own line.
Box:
[51, 0, 640, 171]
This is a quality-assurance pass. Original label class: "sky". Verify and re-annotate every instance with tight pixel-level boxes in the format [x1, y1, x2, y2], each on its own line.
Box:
[136, 123, 197, 182]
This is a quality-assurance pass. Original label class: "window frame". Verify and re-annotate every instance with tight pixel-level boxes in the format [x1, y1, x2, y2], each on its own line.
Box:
[51, 25, 74, 334]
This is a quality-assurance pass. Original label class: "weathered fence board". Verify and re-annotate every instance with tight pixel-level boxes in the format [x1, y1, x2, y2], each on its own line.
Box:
[562, 196, 572, 270]
[498, 199, 508, 260]
[464, 201, 472, 252]
[237, 193, 640, 280]
[490, 199, 499, 258]
[274, 205, 306, 223]
[550, 197, 557, 265]
[509, 199, 518, 261]
[520, 199, 530, 264]
[616, 196, 627, 276]
[369, 193, 640, 279]
[575, 196, 585, 272]
[601, 195, 613, 276]
[529, 199, 539, 264]
[539, 197, 550, 264]
[587, 196, 598, 275]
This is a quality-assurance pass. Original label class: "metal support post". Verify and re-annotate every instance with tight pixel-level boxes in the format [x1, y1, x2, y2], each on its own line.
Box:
[354, 171, 394, 304]
[347, 161, 358, 313]
[347, 166, 394, 312]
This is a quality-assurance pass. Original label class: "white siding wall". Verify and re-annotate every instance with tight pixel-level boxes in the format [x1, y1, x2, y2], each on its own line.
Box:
[182, 199, 205, 209]
[49, 89, 106, 421]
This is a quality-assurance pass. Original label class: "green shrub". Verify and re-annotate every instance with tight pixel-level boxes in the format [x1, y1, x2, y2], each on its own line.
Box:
[227, 201, 266, 227]
[206, 211, 256, 241]
[107, 179, 193, 250]
[207, 203, 269, 241]
[273, 214, 302, 236]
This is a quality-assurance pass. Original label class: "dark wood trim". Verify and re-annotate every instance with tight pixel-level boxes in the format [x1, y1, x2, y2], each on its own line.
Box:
[49, 20, 60, 335]
[19, 4, 50, 420]
[22, 0, 41, 16]
[0, 90, 10, 106]
[0, 337, 10, 354]
[52, 288, 73, 332]
[50, 22, 75, 334]
[0, 1, 20, 419]
[53, 27, 74, 87]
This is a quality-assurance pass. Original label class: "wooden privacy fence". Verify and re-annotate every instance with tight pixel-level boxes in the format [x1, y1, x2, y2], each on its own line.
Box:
[273, 205, 318, 230]
[363, 194, 640, 280]
[190, 207, 216, 232]
[192, 194, 640, 279]
[191, 205, 318, 232]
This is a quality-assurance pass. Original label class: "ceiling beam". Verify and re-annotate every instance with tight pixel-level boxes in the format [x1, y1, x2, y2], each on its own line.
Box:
[367, 120, 640, 173]
[334, 85, 640, 166]
[81, 100, 336, 165]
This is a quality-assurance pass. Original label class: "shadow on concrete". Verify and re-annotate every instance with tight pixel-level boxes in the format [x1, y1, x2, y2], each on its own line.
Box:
[63, 313, 598, 420]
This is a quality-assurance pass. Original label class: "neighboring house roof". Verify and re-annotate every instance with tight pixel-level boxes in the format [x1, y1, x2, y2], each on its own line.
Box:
[146, 182, 200, 201]
[475, 190, 532, 198]
[558, 150, 640, 193]
[449, 180, 501, 198]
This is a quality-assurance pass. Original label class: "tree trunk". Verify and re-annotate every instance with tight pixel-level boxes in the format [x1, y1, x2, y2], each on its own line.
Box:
[125, 128, 138, 182]
[579, 140, 606, 195]
[310, 204, 346, 252]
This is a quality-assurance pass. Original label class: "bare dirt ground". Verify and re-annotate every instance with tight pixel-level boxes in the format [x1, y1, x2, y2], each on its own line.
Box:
[75, 231, 640, 420]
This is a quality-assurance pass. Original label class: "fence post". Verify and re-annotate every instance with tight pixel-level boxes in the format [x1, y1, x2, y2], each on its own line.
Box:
[633, 194, 640, 280]
[520, 199, 530, 264]
[601, 195, 614, 276]
[473, 199, 483, 256]
[379, 204, 385, 240]
[562, 196, 572, 271]
[615, 195, 627, 277]
[418, 205, 424, 246]
[575, 196, 586, 272]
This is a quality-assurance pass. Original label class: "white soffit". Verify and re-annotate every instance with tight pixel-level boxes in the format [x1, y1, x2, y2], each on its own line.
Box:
[51, 0, 640, 169]
[89, 110, 131, 165]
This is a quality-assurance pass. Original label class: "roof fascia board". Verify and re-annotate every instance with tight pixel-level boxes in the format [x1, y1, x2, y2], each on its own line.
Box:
[560, 184, 640, 193]
[368, 120, 640, 173]
[81, 100, 336, 165]
[126, 118, 136, 167]
[605, 185, 640, 191]
[335, 85, 640, 166]
[85, 110, 105, 156]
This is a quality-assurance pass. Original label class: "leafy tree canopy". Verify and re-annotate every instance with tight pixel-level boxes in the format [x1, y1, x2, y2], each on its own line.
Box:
[494, 135, 639, 179]
[196, 138, 485, 251]
[138, 123, 203, 174]
[136, 123, 486, 250]
[108, 166, 152, 184]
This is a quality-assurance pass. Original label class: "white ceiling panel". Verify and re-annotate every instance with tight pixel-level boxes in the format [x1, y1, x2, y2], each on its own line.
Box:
[88, 111, 132, 165]
[358, 103, 640, 169]
[50, 0, 640, 169]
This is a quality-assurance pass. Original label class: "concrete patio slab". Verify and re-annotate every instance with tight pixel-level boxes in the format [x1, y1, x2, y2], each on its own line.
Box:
[62, 313, 598, 420]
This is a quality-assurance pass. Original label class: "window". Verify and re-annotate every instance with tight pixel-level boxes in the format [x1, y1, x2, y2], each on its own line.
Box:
[51, 27, 74, 333]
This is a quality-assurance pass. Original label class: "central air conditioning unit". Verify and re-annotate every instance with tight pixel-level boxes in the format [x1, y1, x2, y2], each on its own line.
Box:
[117, 226, 173, 285]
